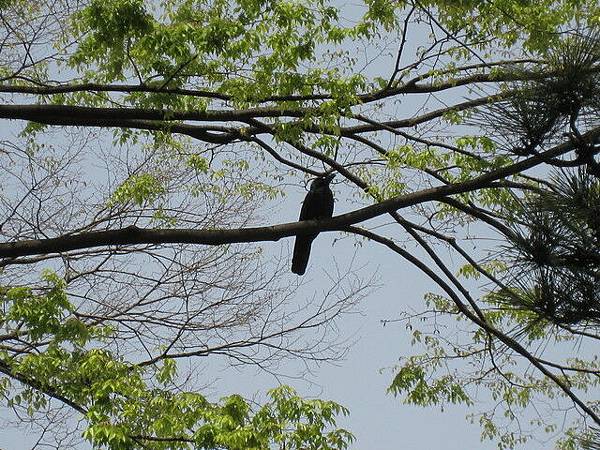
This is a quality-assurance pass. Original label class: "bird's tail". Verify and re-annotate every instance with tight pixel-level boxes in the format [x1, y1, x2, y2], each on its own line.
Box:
[291, 235, 315, 275]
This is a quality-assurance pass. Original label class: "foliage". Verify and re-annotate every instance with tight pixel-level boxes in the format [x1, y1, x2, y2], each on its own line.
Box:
[493, 170, 600, 325]
[0, 0, 599, 449]
[1, 274, 352, 449]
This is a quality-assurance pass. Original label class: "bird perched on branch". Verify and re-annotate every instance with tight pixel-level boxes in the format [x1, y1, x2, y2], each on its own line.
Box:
[291, 173, 335, 275]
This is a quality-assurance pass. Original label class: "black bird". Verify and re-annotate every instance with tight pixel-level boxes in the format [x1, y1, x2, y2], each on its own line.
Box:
[291, 173, 335, 275]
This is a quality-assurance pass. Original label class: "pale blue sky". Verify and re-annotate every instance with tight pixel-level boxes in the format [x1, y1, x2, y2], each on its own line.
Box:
[0, 2, 571, 449]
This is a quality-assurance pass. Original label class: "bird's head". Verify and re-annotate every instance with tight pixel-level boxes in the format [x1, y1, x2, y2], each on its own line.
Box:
[309, 173, 335, 191]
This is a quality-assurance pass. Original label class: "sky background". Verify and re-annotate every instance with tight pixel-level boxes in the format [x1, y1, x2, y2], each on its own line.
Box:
[0, 188, 498, 450]
[204, 199, 499, 450]
[0, 1, 581, 449]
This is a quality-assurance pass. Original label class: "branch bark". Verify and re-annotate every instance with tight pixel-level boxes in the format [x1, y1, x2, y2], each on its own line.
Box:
[3, 127, 597, 259]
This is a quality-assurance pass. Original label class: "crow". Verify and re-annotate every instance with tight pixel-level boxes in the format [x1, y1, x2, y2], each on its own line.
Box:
[291, 173, 335, 275]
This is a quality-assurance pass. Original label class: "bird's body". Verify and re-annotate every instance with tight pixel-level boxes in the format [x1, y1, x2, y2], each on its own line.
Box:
[291, 173, 335, 275]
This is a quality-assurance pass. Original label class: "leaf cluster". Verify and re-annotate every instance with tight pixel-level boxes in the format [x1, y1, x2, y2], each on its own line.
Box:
[496, 170, 600, 326]
[1, 273, 353, 449]
[476, 31, 600, 155]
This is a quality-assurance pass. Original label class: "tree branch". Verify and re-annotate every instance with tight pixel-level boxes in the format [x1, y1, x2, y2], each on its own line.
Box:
[3, 127, 597, 259]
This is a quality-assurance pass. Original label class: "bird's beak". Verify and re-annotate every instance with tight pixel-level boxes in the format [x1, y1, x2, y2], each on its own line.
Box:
[323, 172, 336, 184]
